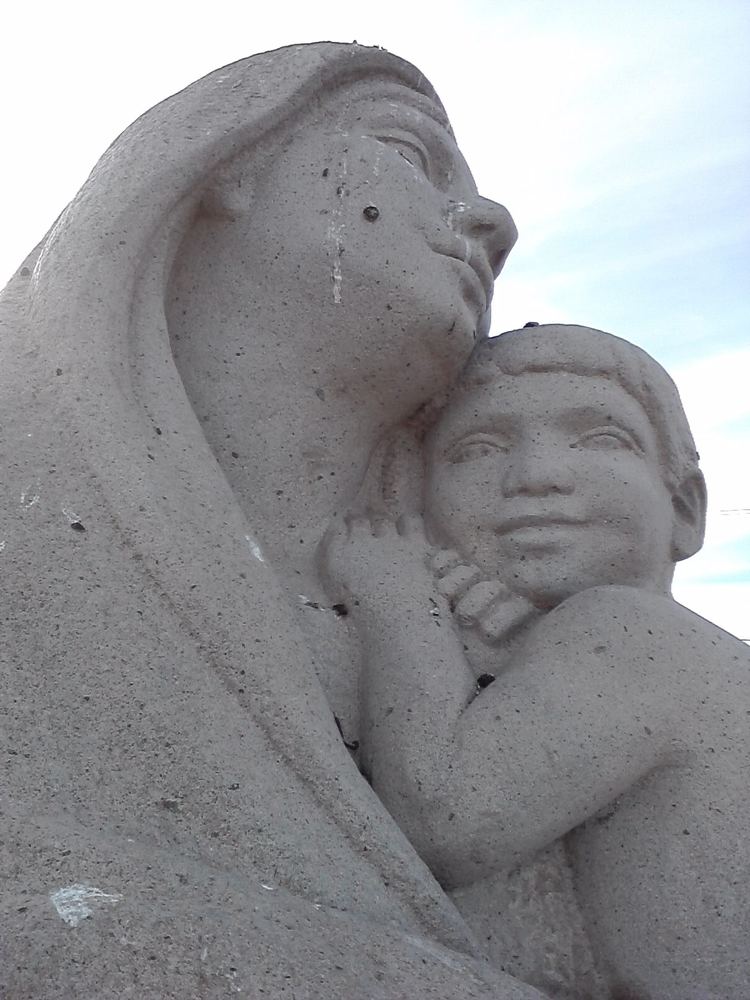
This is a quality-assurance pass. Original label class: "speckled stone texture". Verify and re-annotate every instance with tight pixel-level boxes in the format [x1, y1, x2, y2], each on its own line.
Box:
[2, 40, 747, 1000]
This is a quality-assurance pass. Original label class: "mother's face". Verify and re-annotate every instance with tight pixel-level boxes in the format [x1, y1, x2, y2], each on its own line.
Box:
[181, 82, 517, 408]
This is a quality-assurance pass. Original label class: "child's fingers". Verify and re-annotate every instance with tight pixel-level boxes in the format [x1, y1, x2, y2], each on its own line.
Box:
[435, 564, 482, 606]
[479, 594, 538, 644]
[430, 548, 462, 577]
[454, 580, 509, 626]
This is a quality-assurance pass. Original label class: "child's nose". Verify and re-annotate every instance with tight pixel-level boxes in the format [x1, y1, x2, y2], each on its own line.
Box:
[500, 443, 576, 498]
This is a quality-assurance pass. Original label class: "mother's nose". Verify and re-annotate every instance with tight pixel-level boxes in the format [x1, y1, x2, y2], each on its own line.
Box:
[500, 445, 576, 498]
[458, 195, 518, 277]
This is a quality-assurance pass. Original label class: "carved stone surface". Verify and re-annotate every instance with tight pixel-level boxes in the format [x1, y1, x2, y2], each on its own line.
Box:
[1, 41, 747, 1000]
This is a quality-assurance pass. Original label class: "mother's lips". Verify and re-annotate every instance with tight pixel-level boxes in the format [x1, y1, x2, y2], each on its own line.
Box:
[432, 241, 494, 310]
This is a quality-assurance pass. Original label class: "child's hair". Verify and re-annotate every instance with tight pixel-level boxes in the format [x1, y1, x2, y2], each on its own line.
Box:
[422, 324, 701, 492]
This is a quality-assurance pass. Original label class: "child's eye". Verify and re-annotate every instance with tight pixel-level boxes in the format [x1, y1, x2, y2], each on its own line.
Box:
[572, 427, 642, 453]
[447, 435, 508, 463]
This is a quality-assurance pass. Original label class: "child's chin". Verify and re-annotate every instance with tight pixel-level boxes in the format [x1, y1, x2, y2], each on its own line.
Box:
[510, 572, 599, 610]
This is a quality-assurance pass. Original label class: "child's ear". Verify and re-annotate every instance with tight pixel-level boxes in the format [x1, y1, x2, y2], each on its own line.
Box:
[671, 471, 707, 561]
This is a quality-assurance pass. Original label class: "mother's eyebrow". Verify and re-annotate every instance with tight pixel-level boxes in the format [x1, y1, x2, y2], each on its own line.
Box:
[346, 84, 455, 141]
[398, 94, 454, 137]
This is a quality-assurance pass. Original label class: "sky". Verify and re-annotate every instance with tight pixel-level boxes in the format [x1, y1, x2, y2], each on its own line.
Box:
[1, 0, 747, 636]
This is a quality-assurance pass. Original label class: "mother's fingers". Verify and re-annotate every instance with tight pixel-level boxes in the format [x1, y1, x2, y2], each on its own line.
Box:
[396, 513, 428, 540]
[352, 436, 392, 517]
[381, 425, 424, 517]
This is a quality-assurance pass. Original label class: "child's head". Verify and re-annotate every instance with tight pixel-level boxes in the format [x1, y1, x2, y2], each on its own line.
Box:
[423, 324, 706, 608]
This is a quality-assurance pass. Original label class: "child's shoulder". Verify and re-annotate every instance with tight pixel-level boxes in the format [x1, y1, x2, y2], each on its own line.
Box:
[550, 584, 749, 668]
[675, 603, 750, 673]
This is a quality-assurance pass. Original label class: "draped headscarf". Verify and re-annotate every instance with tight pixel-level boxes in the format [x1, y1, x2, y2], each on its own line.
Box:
[0, 43, 486, 958]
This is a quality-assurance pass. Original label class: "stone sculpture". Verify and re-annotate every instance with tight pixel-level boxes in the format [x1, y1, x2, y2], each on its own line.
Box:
[324, 324, 750, 999]
[1, 39, 746, 1000]
[0, 41, 546, 999]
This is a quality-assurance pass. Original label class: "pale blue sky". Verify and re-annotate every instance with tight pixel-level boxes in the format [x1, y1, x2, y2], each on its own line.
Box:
[1, 0, 747, 634]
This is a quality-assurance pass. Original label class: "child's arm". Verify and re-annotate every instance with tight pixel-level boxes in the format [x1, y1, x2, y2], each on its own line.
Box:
[325, 518, 688, 890]
[322, 513, 479, 776]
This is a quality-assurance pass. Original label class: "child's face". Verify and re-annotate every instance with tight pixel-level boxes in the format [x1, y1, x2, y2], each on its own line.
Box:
[425, 370, 677, 607]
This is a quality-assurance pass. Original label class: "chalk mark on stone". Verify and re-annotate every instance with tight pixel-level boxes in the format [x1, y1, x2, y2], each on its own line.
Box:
[245, 534, 266, 563]
[49, 884, 122, 927]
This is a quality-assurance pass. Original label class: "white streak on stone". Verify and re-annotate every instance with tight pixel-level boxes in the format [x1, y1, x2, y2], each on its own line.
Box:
[244, 535, 265, 563]
[260, 883, 275, 891]
[327, 218, 345, 305]
[327, 150, 347, 305]
[370, 139, 383, 177]
[20, 490, 41, 508]
[446, 201, 467, 233]
[50, 884, 122, 927]
[331, 254, 343, 304]
[0, 540, 6, 552]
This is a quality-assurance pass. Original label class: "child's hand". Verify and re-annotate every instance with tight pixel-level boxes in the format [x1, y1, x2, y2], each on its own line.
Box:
[320, 512, 440, 618]
[430, 549, 539, 645]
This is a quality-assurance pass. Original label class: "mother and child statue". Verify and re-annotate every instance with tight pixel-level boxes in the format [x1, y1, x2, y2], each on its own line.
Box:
[0, 41, 747, 1000]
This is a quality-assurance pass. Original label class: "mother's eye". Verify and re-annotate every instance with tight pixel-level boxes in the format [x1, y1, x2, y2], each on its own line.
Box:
[376, 134, 431, 178]
[572, 426, 642, 453]
[446, 435, 508, 463]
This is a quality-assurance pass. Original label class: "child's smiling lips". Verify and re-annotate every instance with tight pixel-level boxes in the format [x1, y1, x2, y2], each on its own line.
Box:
[493, 512, 586, 535]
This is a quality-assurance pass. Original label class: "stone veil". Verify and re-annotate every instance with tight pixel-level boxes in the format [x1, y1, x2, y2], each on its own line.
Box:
[0, 43, 540, 998]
